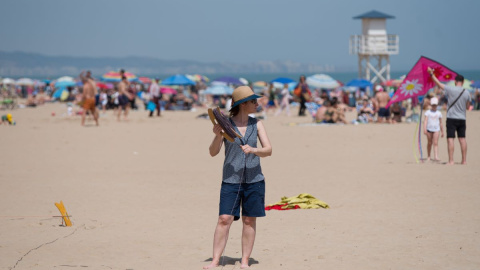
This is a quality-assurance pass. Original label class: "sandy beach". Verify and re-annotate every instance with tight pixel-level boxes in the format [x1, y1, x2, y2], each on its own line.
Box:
[1, 103, 479, 270]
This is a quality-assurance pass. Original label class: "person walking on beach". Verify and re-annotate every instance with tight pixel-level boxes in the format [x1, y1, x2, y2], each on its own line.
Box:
[295, 75, 310, 116]
[275, 83, 292, 116]
[117, 76, 132, 121]
[428, 67, 471, 165]
[423, 97, 444, 161]
[204, 86, 272, 269]
[80, 71, 99, 126]
[148, 78, 161, 117]
[374, 86, 391, 123]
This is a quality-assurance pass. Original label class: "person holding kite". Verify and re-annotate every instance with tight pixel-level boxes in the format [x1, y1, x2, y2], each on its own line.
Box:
[428, 67, 471, 165]
[205, 86, 272, 269]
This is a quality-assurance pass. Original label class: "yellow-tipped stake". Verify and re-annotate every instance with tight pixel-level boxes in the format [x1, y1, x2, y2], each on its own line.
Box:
[54, 201, 72, 227]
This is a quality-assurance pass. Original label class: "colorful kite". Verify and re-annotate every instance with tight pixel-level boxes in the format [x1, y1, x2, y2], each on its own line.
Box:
[386, 56, 457, 108]
[388, 56, 457, 163]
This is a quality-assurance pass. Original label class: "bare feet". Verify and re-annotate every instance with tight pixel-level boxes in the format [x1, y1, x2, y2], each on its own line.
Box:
[461, 161, 467, 165]
[446, 161, 455, 165]
[203, 262, 218, 269]
[240, 260, 250, 269]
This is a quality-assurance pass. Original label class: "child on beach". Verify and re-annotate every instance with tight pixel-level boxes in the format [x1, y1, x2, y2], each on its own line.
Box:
[423, 97, 444, 161]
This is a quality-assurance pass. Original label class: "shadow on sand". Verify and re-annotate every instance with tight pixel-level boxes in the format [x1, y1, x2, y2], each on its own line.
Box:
[204, 256, 259, 267]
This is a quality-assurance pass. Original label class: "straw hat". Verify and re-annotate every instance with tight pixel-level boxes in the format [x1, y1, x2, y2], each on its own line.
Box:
[230, 86, 262, 109]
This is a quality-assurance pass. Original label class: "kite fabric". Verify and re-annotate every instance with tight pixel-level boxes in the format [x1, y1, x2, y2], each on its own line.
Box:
[386, 56, 457, 108]
[265, 193, 329, 210]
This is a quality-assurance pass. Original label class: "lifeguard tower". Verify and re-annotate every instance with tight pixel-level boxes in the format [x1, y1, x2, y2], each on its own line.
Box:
[349, 10, 399, 83]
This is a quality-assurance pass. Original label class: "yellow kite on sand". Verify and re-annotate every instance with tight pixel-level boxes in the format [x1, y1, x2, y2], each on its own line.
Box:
[267, 193, 329, 210]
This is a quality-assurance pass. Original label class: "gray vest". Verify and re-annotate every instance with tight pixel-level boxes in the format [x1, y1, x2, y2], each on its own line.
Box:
[222, 117, 265, 184]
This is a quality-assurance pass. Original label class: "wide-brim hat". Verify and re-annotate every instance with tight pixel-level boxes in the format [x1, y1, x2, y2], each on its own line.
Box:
[230, 86, 262, 109]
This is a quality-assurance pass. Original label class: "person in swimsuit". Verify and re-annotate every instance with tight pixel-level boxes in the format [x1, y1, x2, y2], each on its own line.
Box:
[205, 86, 272, 269]
[117, 76, 132, 121]
[80, 71, 99, 126]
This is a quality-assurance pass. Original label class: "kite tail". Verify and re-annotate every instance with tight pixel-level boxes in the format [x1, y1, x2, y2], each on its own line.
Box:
[418, 97, 425, 162]
[413, 118, 420, 164]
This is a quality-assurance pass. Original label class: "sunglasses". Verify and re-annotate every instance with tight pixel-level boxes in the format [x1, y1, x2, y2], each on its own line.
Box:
[250, 99, 258, 105]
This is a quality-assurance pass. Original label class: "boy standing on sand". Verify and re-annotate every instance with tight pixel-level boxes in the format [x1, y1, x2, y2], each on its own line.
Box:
[423, 97, 443, 161]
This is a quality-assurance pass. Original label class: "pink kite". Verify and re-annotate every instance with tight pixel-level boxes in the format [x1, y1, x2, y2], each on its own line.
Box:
[386, 56, 457, 108]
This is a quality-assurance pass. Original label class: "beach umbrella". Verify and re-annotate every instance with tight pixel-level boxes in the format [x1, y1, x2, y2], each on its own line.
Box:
[16, 78, 34, 86]
[471, 80, 480, 88]
[138, 77, 152, 84]
[345, 79, 373, 89]
[204, 85, 234, 95]
[101, 71, 138, 82]
[160, 87, 177, 94]
[212, 76, 245, 86]
[306, 74, 339, 89]
[96, 82, 113, 90]
[1, 78, 16, 85]
[55, 80, 76, 88]
[161, 74, 195, 86]
[56, 76, 75, 82]
[270, 77, 296, 84]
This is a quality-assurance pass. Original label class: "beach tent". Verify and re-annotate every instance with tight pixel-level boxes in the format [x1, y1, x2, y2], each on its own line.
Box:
[161, 74, 195, 86]
[306, 74, 339, 89]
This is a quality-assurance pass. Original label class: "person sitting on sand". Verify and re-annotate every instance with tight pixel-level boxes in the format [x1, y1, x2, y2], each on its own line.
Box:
[357, 98, 375, 123]
[390, 102, 403, 123]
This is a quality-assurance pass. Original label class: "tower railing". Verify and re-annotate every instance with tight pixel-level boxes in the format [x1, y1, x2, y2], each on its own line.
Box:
[349, 34, 399, 55]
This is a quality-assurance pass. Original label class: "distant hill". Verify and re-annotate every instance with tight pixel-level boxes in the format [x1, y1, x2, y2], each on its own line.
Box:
[0, 51, 335, 77]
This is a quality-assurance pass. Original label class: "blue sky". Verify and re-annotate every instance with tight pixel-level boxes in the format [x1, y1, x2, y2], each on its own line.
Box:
[1, 0, 479, 71]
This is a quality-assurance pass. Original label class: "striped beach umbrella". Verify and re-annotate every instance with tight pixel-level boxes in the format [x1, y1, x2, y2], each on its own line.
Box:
[101, 71, 138, 82]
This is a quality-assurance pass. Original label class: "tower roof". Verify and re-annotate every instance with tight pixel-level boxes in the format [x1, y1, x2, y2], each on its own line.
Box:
[353, 10, 395, 19]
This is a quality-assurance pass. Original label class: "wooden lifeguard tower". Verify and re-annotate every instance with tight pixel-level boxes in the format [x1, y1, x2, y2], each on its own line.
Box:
[349, 10, 399, 83]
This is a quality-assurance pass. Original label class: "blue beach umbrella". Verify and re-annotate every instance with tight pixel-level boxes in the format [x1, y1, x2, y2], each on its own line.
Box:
[161, 74, 195, 85]
[345, 79, 373, 89]
[270, 77, 295, 84]
[470, 80, 480, 89]
[55, 80, 76, 88]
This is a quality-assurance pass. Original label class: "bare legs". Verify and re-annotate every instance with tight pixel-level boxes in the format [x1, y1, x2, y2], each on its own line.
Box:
[204, 215, 257, 269]
[447, 137, 468, 165]
[459, 137, 467, 164]
[241, 216, 256, 269]
[426, 132, 440, 161]
[81, 109, 99, 126]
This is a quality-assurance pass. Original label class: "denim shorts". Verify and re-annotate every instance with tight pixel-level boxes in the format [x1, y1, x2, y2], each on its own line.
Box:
[219, 180, 265, 221]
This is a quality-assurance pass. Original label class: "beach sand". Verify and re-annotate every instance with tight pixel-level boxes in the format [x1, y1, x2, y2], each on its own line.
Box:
[1, 102, 479, 270]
